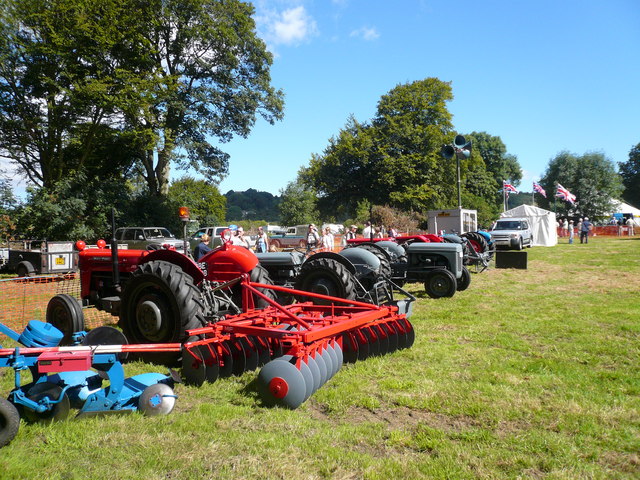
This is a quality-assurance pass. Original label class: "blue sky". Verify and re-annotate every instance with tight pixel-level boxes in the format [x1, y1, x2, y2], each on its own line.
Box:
[215, 0, 640, 196]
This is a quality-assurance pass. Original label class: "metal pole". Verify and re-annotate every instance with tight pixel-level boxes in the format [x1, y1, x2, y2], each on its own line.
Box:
[456, 156, 462, 209]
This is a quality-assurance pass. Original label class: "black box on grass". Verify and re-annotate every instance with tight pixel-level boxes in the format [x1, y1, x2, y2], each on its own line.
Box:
[495, 251, 528, 269]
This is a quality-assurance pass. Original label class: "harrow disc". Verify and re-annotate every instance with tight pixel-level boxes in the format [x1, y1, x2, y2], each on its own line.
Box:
[355, 329, 371, 361]
[218, 341, 234, 378]
[340, 332, 359, 363]
[305, 355, 322, 392]
[297, 358, 314, 401]
[198, 344, 220, 383]
[393, 320, 409, 349]
[381, 322, 398, 353]
[363, 327, 380, 357]
[258, 358, 307, 409]
[23, 382, 70, 424]
[269, 338, 284, 360]
[239, 337, 259, 373]
[400, 319, 415, 349]
[324, 345, 339, 377]
[372, 324, 389, 355]
[332, 342, 344, 367]
[138, 383, 176, 416]
[181, 346, 206, 386]
[313, 350, 329, 385]
[229, 339, 247, 376]
[249, 337, 270, 367]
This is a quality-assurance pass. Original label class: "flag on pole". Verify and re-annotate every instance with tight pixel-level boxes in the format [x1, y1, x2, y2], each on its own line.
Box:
[555, 183, 576, 204]
[503, 181, 518, 194]
[533, 181, 546, 197]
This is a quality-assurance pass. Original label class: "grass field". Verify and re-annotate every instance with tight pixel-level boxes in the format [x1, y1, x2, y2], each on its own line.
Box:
[1, 236, 638, 479]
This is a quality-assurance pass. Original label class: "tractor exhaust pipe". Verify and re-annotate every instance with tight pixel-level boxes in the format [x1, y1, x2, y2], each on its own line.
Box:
[110, 208, 121, 293]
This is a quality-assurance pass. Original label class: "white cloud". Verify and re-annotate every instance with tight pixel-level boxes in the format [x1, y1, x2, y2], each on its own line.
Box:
[350, 26, 380, 41]
[256, 5, 318, 49]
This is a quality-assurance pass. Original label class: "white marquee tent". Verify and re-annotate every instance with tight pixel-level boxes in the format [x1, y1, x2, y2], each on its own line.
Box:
[500, 204, 557, 247]
[611, 200, 640, 218]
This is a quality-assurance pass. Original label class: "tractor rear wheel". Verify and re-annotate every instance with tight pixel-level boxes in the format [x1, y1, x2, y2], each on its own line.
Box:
[424, 269, 457, 298]
[351, 244, 392, 278]
[294, 257, 357, 305]
[120, 260, 206, 347]
[231, 265, 278, 310]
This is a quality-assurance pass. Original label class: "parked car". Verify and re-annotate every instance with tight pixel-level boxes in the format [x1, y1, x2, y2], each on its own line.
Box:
[490, 218, 533, 250]
[114, 227, 185, 253]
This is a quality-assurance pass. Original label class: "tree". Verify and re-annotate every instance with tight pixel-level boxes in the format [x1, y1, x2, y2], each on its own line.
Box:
[278, 179, 318, 226]
[539, 151, 623, 219]
[465, 132, 522, 188]
[304, 78, 456, 218]
[0, 0, 146, 188]
[122, 0, 284, 195]
[15, 172, 132, 240]
[167, 177, 226, 227]
[0, 0, 284, 196]
[619, 143, 640, 207]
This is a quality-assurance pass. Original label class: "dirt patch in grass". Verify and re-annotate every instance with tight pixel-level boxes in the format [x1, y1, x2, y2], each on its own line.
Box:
[308, 403, 482, 433]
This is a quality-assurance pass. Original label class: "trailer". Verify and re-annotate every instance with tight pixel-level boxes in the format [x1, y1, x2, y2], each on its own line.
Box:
[5, 240, 78, 277]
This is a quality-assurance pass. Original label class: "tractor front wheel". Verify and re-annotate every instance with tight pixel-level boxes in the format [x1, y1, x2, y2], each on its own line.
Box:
[46, 294, 85, 345]
[424, 269, 457, 298]
[120, 260, 206, 347]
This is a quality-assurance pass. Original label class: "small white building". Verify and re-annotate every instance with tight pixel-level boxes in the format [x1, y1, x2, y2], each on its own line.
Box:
[427, 208, 478, 235]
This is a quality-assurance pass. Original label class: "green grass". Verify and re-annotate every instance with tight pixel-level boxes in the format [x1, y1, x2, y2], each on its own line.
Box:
[1, 237, 639, 479]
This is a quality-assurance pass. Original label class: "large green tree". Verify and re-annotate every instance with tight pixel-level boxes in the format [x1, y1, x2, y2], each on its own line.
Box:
[539, 151, 623, 219]
[303, 78, 457, 218]
[619, 142, 640, 207]
[0, 0, 284, 195]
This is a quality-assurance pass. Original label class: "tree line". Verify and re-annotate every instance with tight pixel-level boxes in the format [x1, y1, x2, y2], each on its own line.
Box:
[1, 1, 638, 240]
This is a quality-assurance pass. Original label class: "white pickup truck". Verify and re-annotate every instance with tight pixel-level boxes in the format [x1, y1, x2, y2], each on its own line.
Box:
[490, 218, 533, 250]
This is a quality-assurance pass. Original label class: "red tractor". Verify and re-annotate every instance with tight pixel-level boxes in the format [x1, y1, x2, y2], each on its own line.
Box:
[48, 230, 275, 347]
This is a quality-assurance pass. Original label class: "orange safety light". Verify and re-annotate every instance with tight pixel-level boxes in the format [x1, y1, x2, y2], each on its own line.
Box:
[178, 206, 190, 220]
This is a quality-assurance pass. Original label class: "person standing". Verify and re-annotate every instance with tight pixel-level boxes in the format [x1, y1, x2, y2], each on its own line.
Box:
[232, 226, 251, 248]
[387, 225, 398, 239]
[568, 220, 574, 244]
[342, 224, 357, 247]
[626, 217, 636, 236]
[562, 218, 569, 237]
[306, 224, 320, 252]
[255, 226, 269, 253]
[362, 221, 373, 239]
[193, 233, 211, 261]
[321, 226, 335, 251]
[580, 217, 592, 244]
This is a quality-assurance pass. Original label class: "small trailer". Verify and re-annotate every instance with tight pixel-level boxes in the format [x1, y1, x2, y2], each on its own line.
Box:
[5, 240, 78, 277]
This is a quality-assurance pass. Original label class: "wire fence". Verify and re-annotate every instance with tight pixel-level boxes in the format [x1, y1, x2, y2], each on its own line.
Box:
[0, 274, 113, 333]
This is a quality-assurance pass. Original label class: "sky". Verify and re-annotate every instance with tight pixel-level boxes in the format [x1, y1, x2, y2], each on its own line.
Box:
[214, 0, 640, 196]
[3, 0, 640, 199]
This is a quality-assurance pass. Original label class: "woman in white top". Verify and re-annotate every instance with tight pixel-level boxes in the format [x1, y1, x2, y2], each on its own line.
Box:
[321, 226, 335, 250]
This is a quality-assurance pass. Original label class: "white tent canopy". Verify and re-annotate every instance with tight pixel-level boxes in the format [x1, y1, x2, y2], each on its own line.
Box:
[500, 205, 557, 247]
[611, 200, 640, 218]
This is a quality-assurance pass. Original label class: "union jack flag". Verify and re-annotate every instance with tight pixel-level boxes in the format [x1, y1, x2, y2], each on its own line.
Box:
[555, 183, 576, 204]
[503, 181, 518, 194]
[533, 181, 546, 197]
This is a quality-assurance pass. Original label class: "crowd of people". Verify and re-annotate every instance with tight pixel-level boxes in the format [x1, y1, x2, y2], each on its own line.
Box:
[557, 215, 637, 245]
[193, 222, 398, 260]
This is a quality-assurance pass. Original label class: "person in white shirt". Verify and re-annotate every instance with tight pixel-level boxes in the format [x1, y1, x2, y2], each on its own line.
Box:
[321, 226, 335, 250]
[232, 226, 250, 248]
[362, 221, 373, 239]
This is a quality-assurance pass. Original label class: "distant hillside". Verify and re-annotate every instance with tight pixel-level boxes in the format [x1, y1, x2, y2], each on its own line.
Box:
[225, 189, 281, 221]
